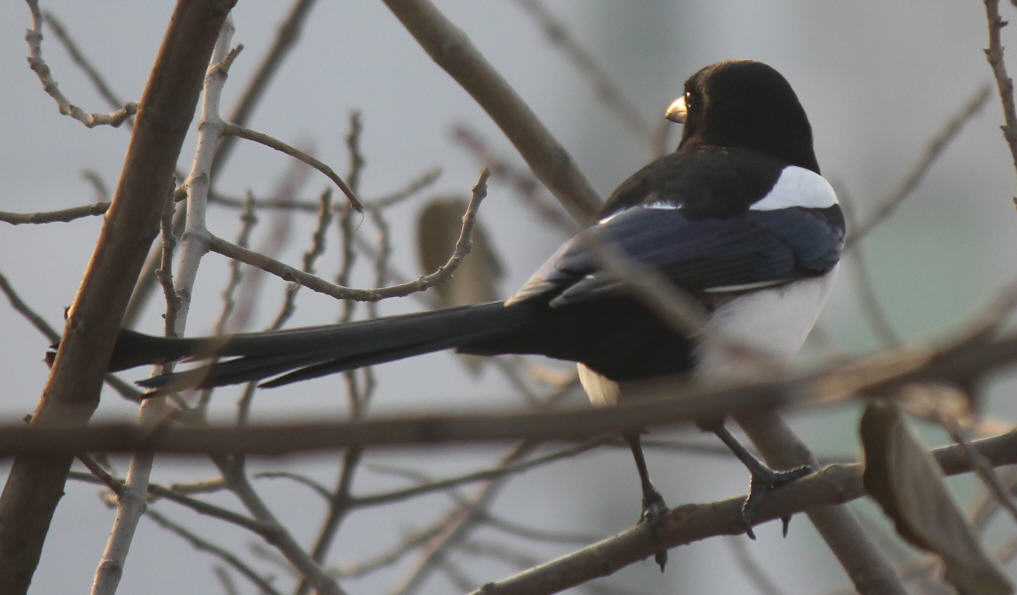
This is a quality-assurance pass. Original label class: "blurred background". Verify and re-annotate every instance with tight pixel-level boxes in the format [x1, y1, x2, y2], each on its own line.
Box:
[2, 1, 1016, 593]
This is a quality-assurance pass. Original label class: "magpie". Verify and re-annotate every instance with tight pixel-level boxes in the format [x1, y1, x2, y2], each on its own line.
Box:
[104, 60, 843, 565]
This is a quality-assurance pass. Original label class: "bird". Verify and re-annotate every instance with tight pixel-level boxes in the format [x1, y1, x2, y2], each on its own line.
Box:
[103, 59, 844, 569]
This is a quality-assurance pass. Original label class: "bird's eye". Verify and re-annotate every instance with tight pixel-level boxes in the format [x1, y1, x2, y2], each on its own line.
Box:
[684, 91, 695, 111]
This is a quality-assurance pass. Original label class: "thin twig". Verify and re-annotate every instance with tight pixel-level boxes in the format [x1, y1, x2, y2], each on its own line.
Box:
[392, 441, 539, 595]
[94, 22, 241, 595]
[725, 536, 787, 595]
[461, 538, 543, 571]
[253, 471, 332, 501]
[144, 506, 283, 595]
[3, 270, 142, 402]
[157, 190, 181, 333]
[213, 455, 347, 595]
[942, 415, 1017, 524]
[172, 31, 241, 329]
[984, 0, 1017, 202]
[838, 193, 901, 345]
[214, 566, 240, 595]
[14, 328, 1017, 454]
[330, 525, 445, 578]
[0, 2, 235, 589]
[215, 193, 258, 336]
[166, 477, 228, 496]
[75, 455, 124, 497]
[366, 167, 442, 209]
[205, 169, 489, 302]
[206, 167, 440, 212]
[351, 437, 609, 508]
[211, 0, 319, 176]
[269, 190, 332, 330]
[222, 122, 362, 210]
[0, 271, 61, 343]
[513, 0, 653, 145]
[480, 514, 600, 545]
[452, 125, 576, 234]
[382, 0, 601, 222]
[293, 112, 372, 595]
[41, 11, 128, 113]
[23, 0, 137, 127]
[0, 202, 110, 225]
[82, 171, 110, 201]
[92, 22, 240, 595]
[848, 84, 991, 246]
[436, 556, 478, 592]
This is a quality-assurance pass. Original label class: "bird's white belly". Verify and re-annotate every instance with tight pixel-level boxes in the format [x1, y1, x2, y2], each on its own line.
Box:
[693, 265, 838, 380]
[578, 266, 838, 406]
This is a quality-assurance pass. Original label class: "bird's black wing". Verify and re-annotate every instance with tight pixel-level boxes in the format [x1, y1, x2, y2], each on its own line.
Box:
[509, 203, 844, 307]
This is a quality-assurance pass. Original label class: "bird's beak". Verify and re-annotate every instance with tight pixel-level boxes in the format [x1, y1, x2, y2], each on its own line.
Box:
[665, 96, 687, 124]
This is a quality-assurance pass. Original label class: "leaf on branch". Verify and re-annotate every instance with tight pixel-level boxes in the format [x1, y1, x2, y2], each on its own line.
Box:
[417, 195, 503, 373]
[860, 400, 1013, 595]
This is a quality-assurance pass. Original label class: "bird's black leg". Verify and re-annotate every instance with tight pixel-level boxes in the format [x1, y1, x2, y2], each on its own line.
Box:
[623, 431, 668, 571]
[711, 424, 811, 539]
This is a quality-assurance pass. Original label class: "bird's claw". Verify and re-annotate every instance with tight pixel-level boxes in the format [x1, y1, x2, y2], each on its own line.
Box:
[741, 464, 811, 539]
[638, 488, 669, 571]
[640, 490, 669, 525]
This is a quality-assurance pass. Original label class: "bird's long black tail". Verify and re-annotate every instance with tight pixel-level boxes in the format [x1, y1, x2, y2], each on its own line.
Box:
[110, 301, 537, 392]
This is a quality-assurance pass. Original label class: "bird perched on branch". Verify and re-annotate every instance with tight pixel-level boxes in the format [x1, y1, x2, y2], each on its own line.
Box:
[102, 60, 844, 570]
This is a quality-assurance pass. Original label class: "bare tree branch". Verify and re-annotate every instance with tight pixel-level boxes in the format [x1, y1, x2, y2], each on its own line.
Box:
[24, 0, 137, 127]
[41, 11, 128, 114]
[205, 169, 489, 302]
[513, 0, 654, 145]
[221, 123, 362, 211]
[847, 84, 991, 247]
[0, 2, 236, 592]
[984, 0, 1017, 202]
[733, 411, 907, 595]
[382, 0, 601, 222]
[92, 21, 240, 595]
[351, 437, 609, 508]
[7, 314, 1017, 454]
[470, 432, 1017, 594]
[143, 506, 283, 595]
[0, 271, 61, 344]
[210, 0, 319, 177]
[212, 455, 347, 595]
[391, 442, 538, 595]
[0, 202, 110, 225]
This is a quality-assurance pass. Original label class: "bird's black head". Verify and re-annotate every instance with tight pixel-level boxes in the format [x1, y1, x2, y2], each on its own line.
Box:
[670, 60, 820, 173]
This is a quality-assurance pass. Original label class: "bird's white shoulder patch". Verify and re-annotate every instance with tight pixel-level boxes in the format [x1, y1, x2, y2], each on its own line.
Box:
[597, 211, 623, 224]
[596, 197, 680, 225]
[750, 166, 837, 211]
[645, 201, 681, 210]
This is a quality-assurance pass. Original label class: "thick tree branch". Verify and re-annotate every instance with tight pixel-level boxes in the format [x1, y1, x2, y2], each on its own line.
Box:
[92, 22, 240, 595]
[734, 412, 907, 594]
[382, 0, 601, 222]
[0, 365, 1011, 456]
[470, 432, 1016, 595]
[0, 1, 236, 592]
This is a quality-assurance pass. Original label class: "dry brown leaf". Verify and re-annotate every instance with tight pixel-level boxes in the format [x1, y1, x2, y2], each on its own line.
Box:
[860, 400, 1013, 595]
[417, 196, 504, 373]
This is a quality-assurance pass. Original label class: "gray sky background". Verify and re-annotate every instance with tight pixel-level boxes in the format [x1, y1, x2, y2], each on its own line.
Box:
[2, 2, 1017, 593]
